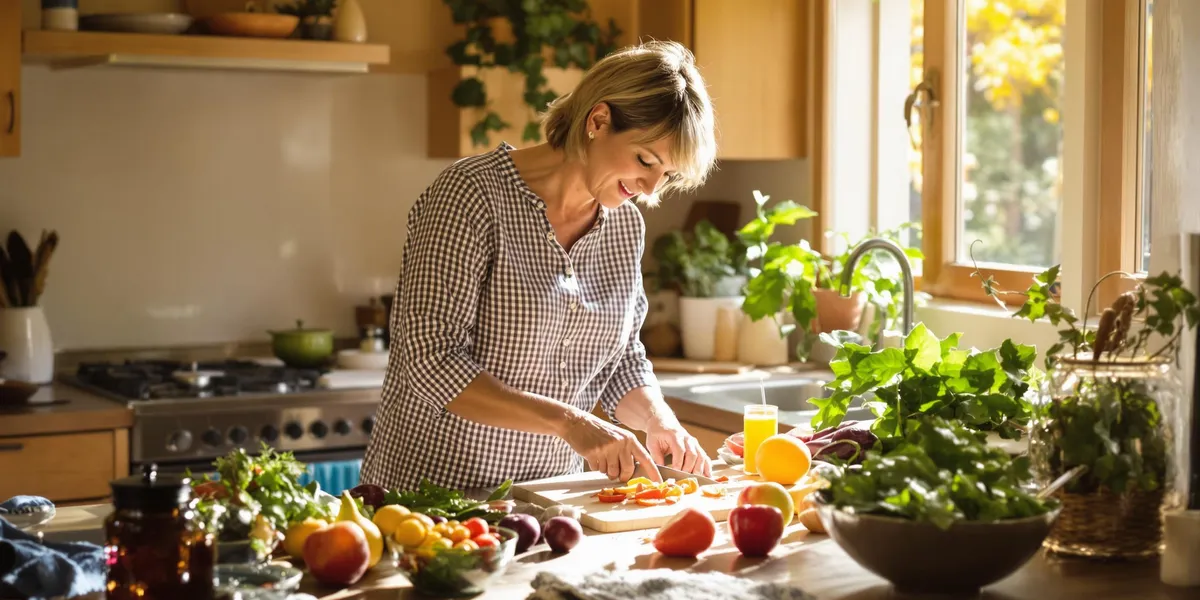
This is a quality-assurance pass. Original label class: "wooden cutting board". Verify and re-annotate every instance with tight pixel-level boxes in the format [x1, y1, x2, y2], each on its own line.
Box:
[649, 357, 754, 374]
[511, 464, 758, 533]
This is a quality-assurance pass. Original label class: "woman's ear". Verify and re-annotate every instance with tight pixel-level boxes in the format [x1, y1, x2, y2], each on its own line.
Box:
[587, 102, 611, 136]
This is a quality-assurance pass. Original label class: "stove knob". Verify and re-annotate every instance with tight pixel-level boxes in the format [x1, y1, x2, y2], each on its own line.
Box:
[333, 419, 352, 436]
[260, 425, 280, 442]
[166, 430, 193, 453]
[309, 421, 329, 439]
[201, 428, 223, 448]
[284, 422, 304, 440]
[228, 426, 248, 445]
[362, 417, 374, 436]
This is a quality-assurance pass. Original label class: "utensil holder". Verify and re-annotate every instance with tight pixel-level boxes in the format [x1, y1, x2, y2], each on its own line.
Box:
[0, 307, 54, 384]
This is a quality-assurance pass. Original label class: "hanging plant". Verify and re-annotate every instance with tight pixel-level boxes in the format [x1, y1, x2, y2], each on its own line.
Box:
[442, 0, 621, 148]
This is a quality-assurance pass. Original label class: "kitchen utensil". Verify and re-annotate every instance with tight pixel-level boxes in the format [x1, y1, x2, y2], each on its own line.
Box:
[30, 230, 58, 307]
[79, 13, 194, 34]
[171, 362, 224, 388]
[626, 463, 718, 486]
[511, 463, 749, 533]
[6, 232, 33, 307]
[815, 501, 1059, 596]
[267, 320, 333, 369]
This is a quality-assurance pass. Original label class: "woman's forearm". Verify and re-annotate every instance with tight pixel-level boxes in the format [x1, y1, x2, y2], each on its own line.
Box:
[613, 386, 680, 432]
[445, 372, 581, 436]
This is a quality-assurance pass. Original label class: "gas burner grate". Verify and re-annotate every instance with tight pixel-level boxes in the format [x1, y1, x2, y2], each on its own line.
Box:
[73, 360, 325, 401]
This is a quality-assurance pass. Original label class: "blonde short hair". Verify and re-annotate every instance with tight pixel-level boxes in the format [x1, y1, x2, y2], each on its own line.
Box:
[542, 40, 717, 204]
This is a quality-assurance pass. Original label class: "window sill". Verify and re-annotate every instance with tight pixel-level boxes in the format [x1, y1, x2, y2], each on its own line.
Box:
[914, 297, 1061, 353]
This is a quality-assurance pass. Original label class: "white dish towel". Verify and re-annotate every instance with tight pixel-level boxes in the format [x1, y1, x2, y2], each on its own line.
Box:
[526, 569, 814, 600]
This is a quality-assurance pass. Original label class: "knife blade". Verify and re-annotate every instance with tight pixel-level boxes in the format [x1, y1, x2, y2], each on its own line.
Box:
[625, 462, 719, 486]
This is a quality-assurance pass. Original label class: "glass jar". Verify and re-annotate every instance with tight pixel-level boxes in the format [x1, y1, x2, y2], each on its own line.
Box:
[1029, 356, 1185, 559]
[105, 464, 215, 600]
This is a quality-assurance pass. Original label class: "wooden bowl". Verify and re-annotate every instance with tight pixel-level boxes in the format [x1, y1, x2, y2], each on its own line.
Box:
[204, 12, 298, 38]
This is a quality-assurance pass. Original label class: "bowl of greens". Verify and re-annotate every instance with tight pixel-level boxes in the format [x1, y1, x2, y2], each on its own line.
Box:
[394, 526, 519, 598]
[814, 417, 1059, 596]
[189, 444, 334, 564]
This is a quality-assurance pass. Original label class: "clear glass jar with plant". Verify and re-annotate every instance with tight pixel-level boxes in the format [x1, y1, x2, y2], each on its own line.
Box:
[976, 252, 1199, 559]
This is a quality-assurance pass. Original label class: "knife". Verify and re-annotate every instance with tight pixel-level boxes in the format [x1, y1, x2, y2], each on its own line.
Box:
[624, 462, 719, 486]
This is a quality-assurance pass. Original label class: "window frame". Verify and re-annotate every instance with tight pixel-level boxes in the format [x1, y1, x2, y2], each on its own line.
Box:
[908, 0, 1146, 306]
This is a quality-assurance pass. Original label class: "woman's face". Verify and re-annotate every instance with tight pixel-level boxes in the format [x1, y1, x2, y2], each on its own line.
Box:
[583, 105, 678, 209]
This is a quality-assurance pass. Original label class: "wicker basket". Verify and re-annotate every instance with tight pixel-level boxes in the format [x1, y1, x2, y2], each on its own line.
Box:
[1044, 488, 1165, 559]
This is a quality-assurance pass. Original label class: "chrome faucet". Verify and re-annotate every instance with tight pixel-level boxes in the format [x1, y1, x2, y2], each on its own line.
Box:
[839, 238, 915, 336]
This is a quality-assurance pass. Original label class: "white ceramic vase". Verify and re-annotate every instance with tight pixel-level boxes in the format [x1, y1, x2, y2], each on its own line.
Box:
[0, 307, 54, 384]
[333, 0, 367, 42]
[737, 313, 790, 366]
[679, 296, 744, 360]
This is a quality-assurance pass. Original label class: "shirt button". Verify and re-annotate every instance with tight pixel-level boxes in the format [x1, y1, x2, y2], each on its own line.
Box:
[565, 267, 574, 277]
[562, 339, 571, 347]
[559, 361, 567, 369]
[569, 301, 579, 312]
[546, 231, 554, 242]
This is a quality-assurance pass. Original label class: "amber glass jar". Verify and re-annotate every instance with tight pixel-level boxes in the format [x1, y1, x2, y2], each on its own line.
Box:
[104, 464, 215, 600]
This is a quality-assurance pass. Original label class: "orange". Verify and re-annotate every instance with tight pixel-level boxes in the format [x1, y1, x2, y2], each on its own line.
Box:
[754, 434, 812, 486]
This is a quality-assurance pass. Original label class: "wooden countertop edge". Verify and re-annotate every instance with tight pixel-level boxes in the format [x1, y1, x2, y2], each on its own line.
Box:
[0, 383, 132, 437]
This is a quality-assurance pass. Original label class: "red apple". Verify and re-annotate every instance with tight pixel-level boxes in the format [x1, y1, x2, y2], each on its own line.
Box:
[729, 504, 784, 557]
[737, 482, 795, 527]
[303, 521, 371, 586]
[653, 507, 717, 558]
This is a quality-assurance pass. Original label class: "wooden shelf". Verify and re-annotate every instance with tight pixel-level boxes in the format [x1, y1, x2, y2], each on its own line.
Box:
[22, 30, 390, 74]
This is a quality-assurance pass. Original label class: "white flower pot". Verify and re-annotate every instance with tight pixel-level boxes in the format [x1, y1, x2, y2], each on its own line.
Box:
[679, 296, 744, 360]
[0, 307, 54, 384]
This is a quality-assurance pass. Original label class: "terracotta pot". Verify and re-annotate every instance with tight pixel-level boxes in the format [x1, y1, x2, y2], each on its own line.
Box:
[813, 289, 867, 333]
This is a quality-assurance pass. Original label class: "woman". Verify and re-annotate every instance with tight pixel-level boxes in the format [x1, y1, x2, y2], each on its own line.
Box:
[361, 40, 717, 493]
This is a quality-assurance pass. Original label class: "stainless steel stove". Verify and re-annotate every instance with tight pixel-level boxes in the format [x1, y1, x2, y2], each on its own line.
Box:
[62, 359, 381, 486]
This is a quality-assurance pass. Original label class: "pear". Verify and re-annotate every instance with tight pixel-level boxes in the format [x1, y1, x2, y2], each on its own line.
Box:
[337, 491, 384, 568]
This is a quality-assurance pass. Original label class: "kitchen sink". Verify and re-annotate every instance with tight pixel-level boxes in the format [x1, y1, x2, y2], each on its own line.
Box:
[684, 377, 874, 422]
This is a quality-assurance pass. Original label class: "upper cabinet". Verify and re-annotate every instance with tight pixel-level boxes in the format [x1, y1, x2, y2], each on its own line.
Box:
[638, 0, 810, 160]
[0, 0, 20, 158]
[423, 0, 810, 160]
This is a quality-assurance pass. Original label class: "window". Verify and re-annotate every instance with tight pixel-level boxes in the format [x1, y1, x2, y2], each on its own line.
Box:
[887, 0, 1149, 303]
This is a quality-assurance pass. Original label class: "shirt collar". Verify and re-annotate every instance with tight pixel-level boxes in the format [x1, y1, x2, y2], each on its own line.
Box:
[496, 142, 610, 232]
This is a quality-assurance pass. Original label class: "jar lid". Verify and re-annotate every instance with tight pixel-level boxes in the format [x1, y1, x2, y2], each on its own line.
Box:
[110, 463, 192, 512]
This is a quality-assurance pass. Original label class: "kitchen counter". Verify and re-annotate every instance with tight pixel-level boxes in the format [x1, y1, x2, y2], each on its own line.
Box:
[40, 503, 1193, 600]
[0, 383, 131, 437]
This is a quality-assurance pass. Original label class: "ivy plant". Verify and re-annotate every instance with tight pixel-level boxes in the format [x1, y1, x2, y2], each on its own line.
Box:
[442, 0, 621, 148]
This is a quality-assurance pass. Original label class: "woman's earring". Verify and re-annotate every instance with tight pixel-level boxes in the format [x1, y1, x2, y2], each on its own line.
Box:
[588, 131, 595, 140]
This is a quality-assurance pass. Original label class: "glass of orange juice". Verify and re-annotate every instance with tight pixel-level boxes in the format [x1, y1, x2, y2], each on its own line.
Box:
[742, 404, 778, 474]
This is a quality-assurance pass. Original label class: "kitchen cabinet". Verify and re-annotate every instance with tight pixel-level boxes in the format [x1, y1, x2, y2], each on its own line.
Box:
[638, 0, 810, 160]
[0, 0, 20, 158]
[0, 429, 129, 504]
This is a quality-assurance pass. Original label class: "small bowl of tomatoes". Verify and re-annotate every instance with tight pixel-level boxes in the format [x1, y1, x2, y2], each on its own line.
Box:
[387, 515, 518, 597]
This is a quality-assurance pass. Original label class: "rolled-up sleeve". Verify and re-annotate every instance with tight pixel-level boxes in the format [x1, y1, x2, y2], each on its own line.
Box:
[598, 258, 660, 423]
[395, 168, 492, 413]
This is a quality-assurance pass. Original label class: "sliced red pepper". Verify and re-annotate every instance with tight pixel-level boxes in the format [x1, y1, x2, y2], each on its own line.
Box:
[715, 475, 730, 483]
[597, 492, 627, 503]
[634, 487, 666, 501]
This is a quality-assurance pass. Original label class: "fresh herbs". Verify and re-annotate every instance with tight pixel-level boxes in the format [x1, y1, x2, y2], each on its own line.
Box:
[974, 257, 1200, 497]
[808, 323, 1040, 442]
[649, 220, 748, 298]
[383, 479, 513, 523]
[820, 417, 1056, 529]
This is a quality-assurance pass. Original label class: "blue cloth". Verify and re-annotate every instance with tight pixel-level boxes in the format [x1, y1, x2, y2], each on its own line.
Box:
[0, 513, 105, 599]
[0, 497, 54, 515]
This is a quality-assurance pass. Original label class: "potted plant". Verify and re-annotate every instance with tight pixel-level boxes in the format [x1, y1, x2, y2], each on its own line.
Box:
[440, 0, 621, 148]
[974, 248, 1199, 559]
[737, 190, 923, 361]
[648, 220, 748, 361]
[275, 0, 335, 39]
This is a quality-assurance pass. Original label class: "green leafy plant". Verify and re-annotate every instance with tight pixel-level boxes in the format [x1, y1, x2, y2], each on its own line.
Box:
[974, 254, 1199, 497]
[382, 478, 512, 523]
[442, 0, 621, 147]
[737, 190, 925, 360]
[819, 416, 1056, 529]
[809, 323, 1040, 442]
[648, 220, 748, 298]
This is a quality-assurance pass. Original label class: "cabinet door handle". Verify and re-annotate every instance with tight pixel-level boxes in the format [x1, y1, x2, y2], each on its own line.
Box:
[5, 91, 13, 135]
[0, 442, 23, 452]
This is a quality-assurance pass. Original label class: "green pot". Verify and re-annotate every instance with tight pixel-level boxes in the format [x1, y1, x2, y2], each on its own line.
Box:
[267, 320, 333, 369]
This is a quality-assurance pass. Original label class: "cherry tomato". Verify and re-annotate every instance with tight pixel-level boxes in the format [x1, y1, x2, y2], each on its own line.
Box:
[473, 534, 501, 549]
[463, 517, 489, 539]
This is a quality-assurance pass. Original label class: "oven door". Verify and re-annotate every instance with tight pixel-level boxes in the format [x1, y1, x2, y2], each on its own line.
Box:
[143, 448, 364, 497]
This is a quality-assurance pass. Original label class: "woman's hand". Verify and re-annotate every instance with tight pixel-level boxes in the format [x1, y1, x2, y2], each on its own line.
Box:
[561, 411, 661, 482]
[645, 419, 712, 478]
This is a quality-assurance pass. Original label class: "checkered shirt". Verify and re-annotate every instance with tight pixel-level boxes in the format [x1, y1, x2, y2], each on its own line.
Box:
[361, 143, 658, 492]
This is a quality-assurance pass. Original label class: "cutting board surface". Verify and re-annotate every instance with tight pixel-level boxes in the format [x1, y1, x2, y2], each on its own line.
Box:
[512, 464, 758, 533]
[649, 358, 753, 374]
